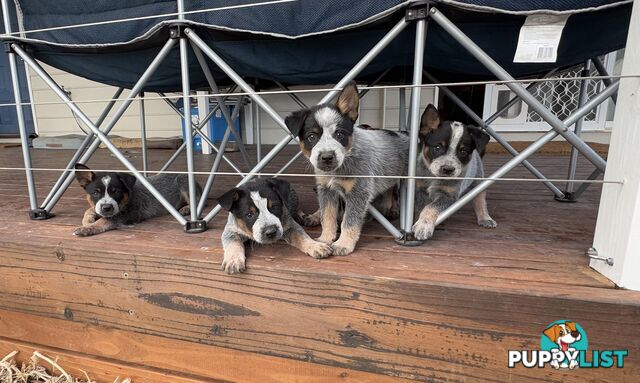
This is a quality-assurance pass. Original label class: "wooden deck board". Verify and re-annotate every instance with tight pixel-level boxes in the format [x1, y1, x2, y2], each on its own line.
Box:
[0, 146, 638, 382]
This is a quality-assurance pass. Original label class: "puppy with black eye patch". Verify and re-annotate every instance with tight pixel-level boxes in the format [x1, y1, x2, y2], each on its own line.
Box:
[73, 163, 200, 237]
[284, 81, 409, 256]
[412, 105, 497, 241]
[216, 178, 332, 274]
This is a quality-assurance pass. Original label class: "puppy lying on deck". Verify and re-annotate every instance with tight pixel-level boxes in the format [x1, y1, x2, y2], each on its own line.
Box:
[412, 105, 497, 240]
[217, 178, 332, 274]
[74, 163, 200, 237]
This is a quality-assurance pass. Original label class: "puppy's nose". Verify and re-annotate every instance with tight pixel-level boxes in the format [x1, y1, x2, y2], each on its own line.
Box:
[263, 225, 278, 239]
[320, 151, 335, 164]
[441, 165, 455, 175]
[101, 205, 113, 213]
[571, 330, 580, 338]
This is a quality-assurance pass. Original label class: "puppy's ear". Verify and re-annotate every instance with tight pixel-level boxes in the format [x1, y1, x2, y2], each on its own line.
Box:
[420, 104, 440, 137]
[336, 81, 359, 122]
[468, 125, 490, 157]
[216, 188, 244, 211]
[118, 173, 137, 192]
[284, 109, 310, 138]
[266, 178, 292, 203]
[543, 324, 561, 343]
[74, 163, 95, 188]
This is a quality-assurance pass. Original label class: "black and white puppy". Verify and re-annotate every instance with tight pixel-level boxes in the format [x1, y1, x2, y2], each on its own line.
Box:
[284, 82, 409, 255]
[74, 163, 199, 236]
[412, 105, 497, 240]
[217, 178, 332, 274]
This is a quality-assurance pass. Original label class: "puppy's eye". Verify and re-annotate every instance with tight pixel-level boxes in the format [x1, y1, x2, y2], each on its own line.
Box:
[459, 147, 468, 155]
[246, 211, 255, 219]
[306, 133, 318, 143]
[92, 191, 101, 196]
[433, 144, 443, 151]
[335, 131, 344, 140]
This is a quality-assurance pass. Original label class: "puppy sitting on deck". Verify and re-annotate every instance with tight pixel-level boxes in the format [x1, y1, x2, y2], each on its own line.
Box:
[74, 163, 199, 236]
[217, 178, 332, 274]
[284, 82, 409, 255]
[412, 105, 497, 240]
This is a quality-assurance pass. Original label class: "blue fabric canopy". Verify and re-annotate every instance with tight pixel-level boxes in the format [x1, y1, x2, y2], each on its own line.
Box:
[3, 0, 632, 91]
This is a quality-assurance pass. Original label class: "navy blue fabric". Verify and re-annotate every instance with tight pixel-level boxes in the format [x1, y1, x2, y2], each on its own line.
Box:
[441, 0, 630, 13]
[5, 1, 632, 91]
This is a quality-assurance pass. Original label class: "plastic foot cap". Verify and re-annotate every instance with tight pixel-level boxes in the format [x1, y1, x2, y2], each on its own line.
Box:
[184, 220, 207, 233]
[29, 208, 54, 220]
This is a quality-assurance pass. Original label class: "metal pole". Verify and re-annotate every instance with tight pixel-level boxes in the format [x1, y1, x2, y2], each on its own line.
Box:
[274, 151, 303, 177]
[404, 18, 426, 232]
[592, 57, 617, 104]
[565, 60, 591, 194]
[319, 19, 409, 104]
[196, 97, 244, 216]
[2, 0, 37, 211]
[423, 71, 565, 198]
[139, 92, 148, 176]
[179, 36, 198, 222]
[191, 43, 252, 167]
[41, 87, 124, 208]
[159, 95, 243, 174]
[430, 7, 607, 172]
[255, 102, 262, 164]
[187, 19, 408, 222]
[398, 87, 406, 131]
[15, 43, 188, 225]
[40, 39, 176, 212]
[572, 168, 601, 200]
[275, 81, 307, 108]
[435, 80, 619, 225]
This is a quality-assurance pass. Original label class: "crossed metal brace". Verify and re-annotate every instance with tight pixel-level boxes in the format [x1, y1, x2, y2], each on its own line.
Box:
[4, 2, 618, 243]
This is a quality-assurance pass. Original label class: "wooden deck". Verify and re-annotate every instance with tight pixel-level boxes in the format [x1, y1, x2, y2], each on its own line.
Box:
[0, 145, 638, 382]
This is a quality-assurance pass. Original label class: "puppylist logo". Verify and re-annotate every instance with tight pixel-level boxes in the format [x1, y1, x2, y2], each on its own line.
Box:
[508, 320, 628, 369]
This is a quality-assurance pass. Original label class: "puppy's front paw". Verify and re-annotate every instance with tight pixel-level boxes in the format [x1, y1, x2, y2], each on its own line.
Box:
[222, 253, 246, 275]
[478, 219, 497, 229]
[179, 205, 192, 216]
[317, 233, 335, 245]
[331, 238, 355, 256]
[304, 240, 332, 259]
[299, 210, 321, 227]
[412, 219, 435, 241]
[73, 226, 97, 237]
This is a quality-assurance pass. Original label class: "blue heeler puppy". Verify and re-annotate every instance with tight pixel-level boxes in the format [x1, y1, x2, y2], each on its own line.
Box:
[217, 178, 332, 274]
[412, 105, 497, 240]
[74, 163, 200, 236]
[284, 82, 409, 256]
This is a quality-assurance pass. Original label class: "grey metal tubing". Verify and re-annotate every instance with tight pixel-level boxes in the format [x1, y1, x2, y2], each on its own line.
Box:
[403, 19, 427, 231]
[275, 81, 307, 108]
[399, 179, 407, 230]
[358, 68, 391, 99]
[41, 87, 125, 208]
[179, 37, 198, 221]
[274, 151, 303, 177]
[423, 71, 565, 198]
[255, 103, 262, 163]
[430, 7, 607, 173]
[159, 93, 243, 174]
[435, 79, 619, 226]
[2, 0, 37, 209]
[592, 57, 617, 104]
[319, 19, 409, 105]
[572, 168, 602, 200]
[189, 18, 408, 223]
[565, 60, 591, 193]
[196, 96, 244, 216]
[139, 92, 148, 176]
[191, 43, 252, 168]
[399, 88, 406, 131]
[186, 29, 293, 137]
[16, 43, 187, 225]
[484, 68, 559, 125]
[368, 205, 402, 239]
[41, 39, 176, 212]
